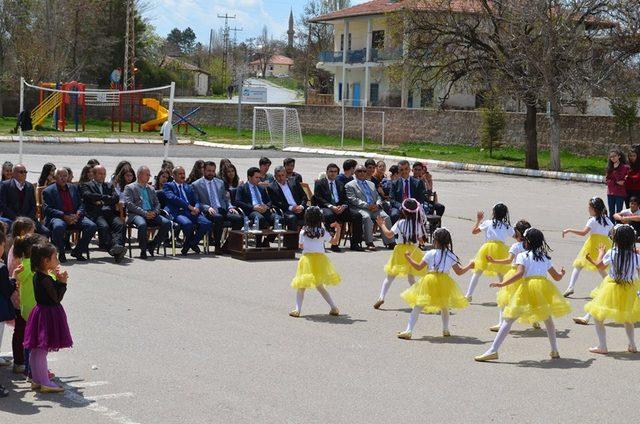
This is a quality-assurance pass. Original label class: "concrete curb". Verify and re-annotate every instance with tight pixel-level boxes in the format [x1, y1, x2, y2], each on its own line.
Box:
[0, 136, 603, 184]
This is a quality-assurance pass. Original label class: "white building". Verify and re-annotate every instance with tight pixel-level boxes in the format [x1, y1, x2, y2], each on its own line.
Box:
[161, 56, 210, 96]
[311, 0, 477, 109]
[250, 55, 295, 78]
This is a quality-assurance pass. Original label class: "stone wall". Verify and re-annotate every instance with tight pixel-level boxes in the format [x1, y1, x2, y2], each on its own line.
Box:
[173, 102, 636, 155]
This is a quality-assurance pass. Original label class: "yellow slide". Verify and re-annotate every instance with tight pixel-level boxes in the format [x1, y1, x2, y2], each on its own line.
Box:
[141, 98, 169, 132]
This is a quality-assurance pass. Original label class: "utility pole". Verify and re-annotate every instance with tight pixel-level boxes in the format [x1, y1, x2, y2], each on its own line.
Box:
[208, 29, 213, 55]
[218, 14, 236, 89]
[123, 0, 136, 90]
[229, 26, 243, 78]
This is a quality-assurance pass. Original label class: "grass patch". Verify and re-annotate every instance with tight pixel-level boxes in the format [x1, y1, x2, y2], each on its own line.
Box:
[0, 116, 603, 174]
[265, 77, 303, 92]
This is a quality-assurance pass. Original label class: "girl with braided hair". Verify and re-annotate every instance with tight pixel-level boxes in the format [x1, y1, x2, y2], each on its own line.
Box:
[465, 203, 514, 301]
[289, 207, 342, 318]
[373, 198, 429, 310]
[475, 228, 570, 362]
[562, 197, 612, 298]
[583, 224, 640, 354]
[398, 228, 474, 340]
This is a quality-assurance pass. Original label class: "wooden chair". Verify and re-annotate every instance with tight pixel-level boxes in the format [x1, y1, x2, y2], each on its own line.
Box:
[120, 203, 171, 258]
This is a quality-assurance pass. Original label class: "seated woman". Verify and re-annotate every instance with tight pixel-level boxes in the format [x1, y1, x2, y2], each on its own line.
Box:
[154, 169, 171, 209]
[114, 166, 136, 205]
[187, 160, 205, 184]
[220, 163, 241, 196]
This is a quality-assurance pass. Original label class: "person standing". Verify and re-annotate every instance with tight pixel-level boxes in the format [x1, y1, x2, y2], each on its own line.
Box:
[79, 165, 126, 263]
[605, 149, 629, 218]
[625, 145, 640, 206]
[42, 168, 97, 263]
[192, 161, 243, 251]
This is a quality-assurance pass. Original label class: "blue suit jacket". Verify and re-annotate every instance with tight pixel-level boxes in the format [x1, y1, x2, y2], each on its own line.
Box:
[162, 181, 201, 218]
[234, 183, 272, 215]
[42, 183, 84, 225]
[390, 177, 427, 209]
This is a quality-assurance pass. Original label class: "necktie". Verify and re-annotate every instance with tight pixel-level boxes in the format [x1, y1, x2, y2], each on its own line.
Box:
[252, 185, 262, 205]
[179, 184, 187, 202]
[209, 181, 220, 208]
[330, 181, 337, 203]
[361, 181, 373, 203]
[97, 183, 103, 195]
[403, 179, 409, 200]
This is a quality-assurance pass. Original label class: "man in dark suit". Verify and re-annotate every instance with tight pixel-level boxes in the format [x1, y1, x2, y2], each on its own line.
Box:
[389, 160, 427, 223]
[283, 157, 303, 185]
[267, 166, 308, 230]
[412, 161, 445, 217]
[163, 166, 212, 256]
[43, 168, 97, 262]
[234, 167, 275, 247]
[313, 163, 364, 252]
[79, 165, 125, 262]
[192, 161, 243, 251]
[0, 163, 50, 236]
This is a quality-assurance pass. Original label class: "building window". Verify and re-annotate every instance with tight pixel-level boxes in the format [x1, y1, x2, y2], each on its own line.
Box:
[372, 30, 384, 49]
[340, 33, 352, 51]
[338, 83, 342, 101]
[370, 83, 379, 105]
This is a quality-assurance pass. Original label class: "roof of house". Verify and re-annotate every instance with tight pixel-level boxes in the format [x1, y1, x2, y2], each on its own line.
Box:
[161, 56, 210, 75]
[249, 55, 294, 66]
[310, 0, 614, 29]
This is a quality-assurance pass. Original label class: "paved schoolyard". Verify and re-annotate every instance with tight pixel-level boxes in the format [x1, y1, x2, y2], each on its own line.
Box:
[0, 142, 636, 424]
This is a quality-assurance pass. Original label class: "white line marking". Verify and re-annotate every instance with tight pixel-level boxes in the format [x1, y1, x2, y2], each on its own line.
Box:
[85, 392, 135, 401]
[58, 382, 140, 424]
[66, 380, 110, 388]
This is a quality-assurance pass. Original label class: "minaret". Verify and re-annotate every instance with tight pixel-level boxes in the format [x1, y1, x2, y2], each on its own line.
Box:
[287, 9, 295, 50]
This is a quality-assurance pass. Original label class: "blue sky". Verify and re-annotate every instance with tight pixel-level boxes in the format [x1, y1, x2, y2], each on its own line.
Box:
[144, 0, 367, 43]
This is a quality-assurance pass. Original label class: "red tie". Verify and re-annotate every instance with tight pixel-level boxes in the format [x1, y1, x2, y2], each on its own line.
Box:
[403, 180, 409, 200]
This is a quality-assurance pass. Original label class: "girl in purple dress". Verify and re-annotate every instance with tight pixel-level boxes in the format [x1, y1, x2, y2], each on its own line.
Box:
[23, 242, 73, 393]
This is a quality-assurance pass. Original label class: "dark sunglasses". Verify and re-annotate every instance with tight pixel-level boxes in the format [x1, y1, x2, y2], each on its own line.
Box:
[16, 170, 28, 174]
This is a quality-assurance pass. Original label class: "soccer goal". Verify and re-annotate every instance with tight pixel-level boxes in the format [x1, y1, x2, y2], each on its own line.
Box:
[252, 107, 303, 149]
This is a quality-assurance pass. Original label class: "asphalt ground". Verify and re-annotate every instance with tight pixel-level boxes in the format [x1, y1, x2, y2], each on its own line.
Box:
[0, 142, 636, 424]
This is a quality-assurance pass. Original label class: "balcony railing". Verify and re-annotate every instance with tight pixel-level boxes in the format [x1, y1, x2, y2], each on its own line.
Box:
[318, 51, 343, 63]
[318, 47, 402, 64]
[347, 48, 366, 64]
[371, 47, 402, 62]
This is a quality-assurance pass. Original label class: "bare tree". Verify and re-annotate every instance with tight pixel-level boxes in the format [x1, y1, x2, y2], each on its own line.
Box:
[254, 26, 280, 78]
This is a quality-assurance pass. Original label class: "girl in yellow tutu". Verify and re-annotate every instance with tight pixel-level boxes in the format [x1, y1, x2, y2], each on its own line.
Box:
[485, 220, 541, 332]
[465, 203, 514, 301]
[373, 198, 428, 310]
[583, 224, 640, 354]
[289, 207, 342, 318]
[397, 228, 475, 339]
[475, 228, 570, 362]
[562, 197, 612, 298]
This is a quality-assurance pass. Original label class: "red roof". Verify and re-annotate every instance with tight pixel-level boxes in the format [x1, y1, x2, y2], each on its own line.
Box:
[310, 0, 481, 22]
[250, 55, 294, 66]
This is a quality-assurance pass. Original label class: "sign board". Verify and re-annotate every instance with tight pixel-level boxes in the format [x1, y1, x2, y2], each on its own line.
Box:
[242, 86, 267, 103]
[96, 92, 108, 103]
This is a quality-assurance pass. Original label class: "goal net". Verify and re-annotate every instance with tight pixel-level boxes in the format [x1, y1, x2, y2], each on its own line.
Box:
[252, 107, 303, 149]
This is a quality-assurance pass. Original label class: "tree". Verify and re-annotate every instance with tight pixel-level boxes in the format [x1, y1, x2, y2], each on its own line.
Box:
[394, 0, 640, 171]
[253, 26, 280, 79]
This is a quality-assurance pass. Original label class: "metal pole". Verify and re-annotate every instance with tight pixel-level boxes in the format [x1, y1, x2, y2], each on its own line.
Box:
[18, 77, 24, 163]
[252, 107, 257, 148]
[341, 20, 349, 149]
[164, 82, 175, 160]
[381, 112, 385, 147]
[361, 101, 365, 150]
[237, 74, 243, 137]
[283, 108, 287, 148]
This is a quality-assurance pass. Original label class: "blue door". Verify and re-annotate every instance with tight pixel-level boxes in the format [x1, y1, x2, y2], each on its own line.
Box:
[353, 83, 360, 107]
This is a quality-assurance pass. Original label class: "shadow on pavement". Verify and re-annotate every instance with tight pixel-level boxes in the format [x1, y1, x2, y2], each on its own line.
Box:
[415, 335, 490, 345]
[512, 357, 595, 369]
[302, 314, 366, 325]
[510, 328, 571, 339]
[606, 352, 640, 361]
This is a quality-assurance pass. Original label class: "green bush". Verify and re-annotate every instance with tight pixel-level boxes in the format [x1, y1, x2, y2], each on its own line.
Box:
[610, 97, 638, 143]
[479, 103, 506, 157]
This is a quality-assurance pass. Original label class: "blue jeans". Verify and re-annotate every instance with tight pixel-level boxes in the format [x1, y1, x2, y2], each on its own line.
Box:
[174, 213, 212, 249]
[128, 214, 171, 251]
[607, 195, 625, 218]
[49, 217, 97, 254]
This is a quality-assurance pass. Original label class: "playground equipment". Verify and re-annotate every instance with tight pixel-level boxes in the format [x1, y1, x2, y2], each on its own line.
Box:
[140, 98, 169, 132]
[31, 81, 86, 131]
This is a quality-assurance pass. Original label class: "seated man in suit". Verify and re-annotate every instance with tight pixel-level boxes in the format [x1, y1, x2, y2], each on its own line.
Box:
[234, 167, 275, 247]
[43, 168, 97, 262]
[268, 166, 308, 230]
[192, 161, 243, 251]
[79, 165, 126, 262]
[412, 161, 445, 216]
[0, 163, 50, 236]
[163, 167, 212, 256]
[389, 160, 427, 223]
[313, 163, 364, 252]
[346, 165, 394, 251]
[124, 166, 172, 259]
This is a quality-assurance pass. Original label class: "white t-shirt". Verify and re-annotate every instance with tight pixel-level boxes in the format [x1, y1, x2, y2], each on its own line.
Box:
[391, 219, 425, 244]
[586, 216, 613, 236]
[479, 220, 515, 243]
[515, 251, 552, 278]
[422, 249, 458, 273]
[299, 230, 332, 254]
[508, 242, 526, 264]
[603, 248, 640, 281]
[619, 208, 640, 217]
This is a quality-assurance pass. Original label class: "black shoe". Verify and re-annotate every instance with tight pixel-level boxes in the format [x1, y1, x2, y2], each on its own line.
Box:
[114, 253, 124, 264]
[70, 250, 87, 261]
[0, 384, 8, 398]
[147, 242, 156, 258]
[109, 245, 126, 257]
[58, 253, 67, 263]
[181, 245, 189, 256]
[350, 244, 364, 252]
[330, 245, 342, 253]
[386, 243, 397, 250]
[138, 251, 148, 260]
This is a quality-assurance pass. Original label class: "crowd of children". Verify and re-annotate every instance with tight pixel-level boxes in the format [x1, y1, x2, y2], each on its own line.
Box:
[287, 198, 640, 364]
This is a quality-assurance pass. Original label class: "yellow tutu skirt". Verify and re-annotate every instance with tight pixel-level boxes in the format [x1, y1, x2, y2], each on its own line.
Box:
[584, 277, 640, 323]
[473, 241, 511, 276]
[400, 272, 469, 313]
[496, 266, 523, 308]
[502, 277, 571, 324]
[384, 244, 427, 277]
[572, 234, 612, 272]
[291, 253, 341, 289]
